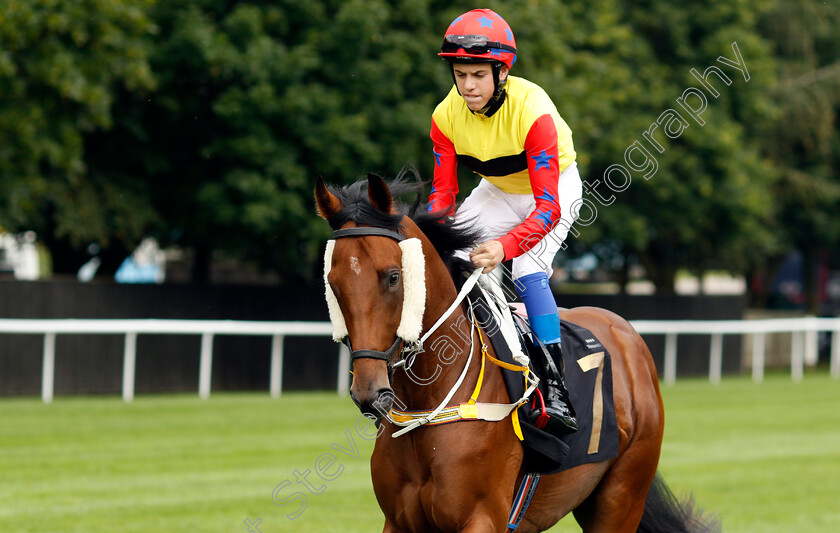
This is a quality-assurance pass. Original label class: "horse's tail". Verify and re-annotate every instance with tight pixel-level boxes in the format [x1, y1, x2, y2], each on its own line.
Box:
[636, 473, 720, 533]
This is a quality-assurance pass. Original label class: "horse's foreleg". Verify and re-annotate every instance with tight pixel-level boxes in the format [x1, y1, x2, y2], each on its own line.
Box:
[381, 511, 508, 533]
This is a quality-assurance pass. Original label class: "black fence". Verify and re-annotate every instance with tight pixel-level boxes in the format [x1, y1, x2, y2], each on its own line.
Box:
[0, 281, 745, 397]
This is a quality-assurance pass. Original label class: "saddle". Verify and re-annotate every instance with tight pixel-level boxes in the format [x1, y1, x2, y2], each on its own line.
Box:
[471, 294, 619, 475]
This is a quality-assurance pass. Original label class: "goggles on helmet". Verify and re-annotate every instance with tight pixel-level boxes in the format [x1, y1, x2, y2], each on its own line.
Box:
[440, 34, 517, 56]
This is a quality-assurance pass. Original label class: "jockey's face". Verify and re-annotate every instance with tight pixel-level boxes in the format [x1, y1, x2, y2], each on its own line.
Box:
[453, 63, 509, 111]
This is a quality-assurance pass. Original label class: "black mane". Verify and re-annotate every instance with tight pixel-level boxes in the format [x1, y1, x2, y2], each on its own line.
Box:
[323, 169, 482, 282]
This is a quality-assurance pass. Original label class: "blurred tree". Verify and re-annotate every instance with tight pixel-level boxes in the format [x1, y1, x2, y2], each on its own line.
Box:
[1, 0, 834, 294]
[755, 0, 840, 313]
[90, 0, 472, 282]
[539, 0, 782, 294]
[0, 0, 157, 274]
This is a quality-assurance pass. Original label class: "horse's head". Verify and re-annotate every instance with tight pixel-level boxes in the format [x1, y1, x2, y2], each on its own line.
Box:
[315, 174, 427, 421]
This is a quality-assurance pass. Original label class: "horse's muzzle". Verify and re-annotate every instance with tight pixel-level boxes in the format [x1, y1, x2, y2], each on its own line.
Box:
[351, 387, 395, 421]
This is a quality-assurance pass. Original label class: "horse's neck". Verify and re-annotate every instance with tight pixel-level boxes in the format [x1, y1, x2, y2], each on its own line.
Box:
[393, 303, 476, 409]
[394, 291, 511, 410]
[393, 230, 506, 408]
[389, 247, 458, 399]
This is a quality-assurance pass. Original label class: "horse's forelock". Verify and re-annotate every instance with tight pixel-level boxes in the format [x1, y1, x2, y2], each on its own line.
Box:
[324, 171, 481, 284]
[325, 175, 419, 231]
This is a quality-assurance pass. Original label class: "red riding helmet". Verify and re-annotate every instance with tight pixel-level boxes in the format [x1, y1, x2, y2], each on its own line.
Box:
[438, 9, 517, 69]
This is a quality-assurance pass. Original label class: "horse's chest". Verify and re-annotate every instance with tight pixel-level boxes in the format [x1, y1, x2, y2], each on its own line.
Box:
[373, 450, 457, 521]
[373, 435, 520, 530]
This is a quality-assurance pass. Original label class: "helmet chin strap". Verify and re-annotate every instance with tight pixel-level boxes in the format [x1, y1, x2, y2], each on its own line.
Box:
[449, 62, 508, 118]
[474, 79, 507, 117]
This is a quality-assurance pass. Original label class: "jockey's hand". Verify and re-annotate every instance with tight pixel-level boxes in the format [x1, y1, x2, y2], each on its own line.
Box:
[470, 240, 505, 274]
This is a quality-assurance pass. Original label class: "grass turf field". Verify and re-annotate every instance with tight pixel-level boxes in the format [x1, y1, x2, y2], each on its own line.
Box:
[2, 371, 838, 532]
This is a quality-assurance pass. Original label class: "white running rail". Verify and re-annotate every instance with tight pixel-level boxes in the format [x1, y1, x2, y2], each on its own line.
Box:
[631, 316, 840, 385]
[0, 317, 837, 403]
[0, 319, 343, 404]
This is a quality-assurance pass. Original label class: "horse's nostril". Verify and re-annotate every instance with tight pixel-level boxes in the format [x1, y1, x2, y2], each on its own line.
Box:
[350, 391, 362, 409]
[352, 387, 395, 420]
[372, 388, 395, 417]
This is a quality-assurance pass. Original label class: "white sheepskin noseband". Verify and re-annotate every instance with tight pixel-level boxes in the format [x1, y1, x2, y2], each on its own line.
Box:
[396, 238, 426, 342]
[323, 237, 426, 343]
[323, 239, 347, 341]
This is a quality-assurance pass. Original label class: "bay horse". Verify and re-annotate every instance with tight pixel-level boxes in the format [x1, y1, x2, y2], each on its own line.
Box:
[315, 172, 716, 533]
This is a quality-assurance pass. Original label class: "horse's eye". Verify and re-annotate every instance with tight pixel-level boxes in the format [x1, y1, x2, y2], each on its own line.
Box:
[388, 272, 400, 287]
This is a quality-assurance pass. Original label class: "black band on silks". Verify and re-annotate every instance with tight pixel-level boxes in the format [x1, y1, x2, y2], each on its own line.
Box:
[333, 227, 404, 242]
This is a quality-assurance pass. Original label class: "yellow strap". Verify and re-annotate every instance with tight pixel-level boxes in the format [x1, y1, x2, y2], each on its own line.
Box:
[473, 315, 525, 440]
[468, 316, 490, 406]
[470, 313, 529, 373]
[390, 406, 462, 425]
[485, 352, 529, 373]
[469, 345, 487, 404]
[458, 403, 477, 419]
[511, 408, 524, 441]
[391, 313, 529, 439]
[389, 411, 415, 423]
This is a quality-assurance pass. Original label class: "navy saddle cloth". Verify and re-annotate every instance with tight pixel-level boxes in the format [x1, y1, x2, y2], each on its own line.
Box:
[471, 300, 619, 475]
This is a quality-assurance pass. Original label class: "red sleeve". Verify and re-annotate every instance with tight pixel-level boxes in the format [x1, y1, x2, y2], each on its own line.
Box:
[428, 118, 458, 215]
[497, 114, 562, 260]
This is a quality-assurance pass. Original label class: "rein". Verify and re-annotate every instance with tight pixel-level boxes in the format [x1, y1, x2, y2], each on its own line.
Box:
[389, 296, 536, 439]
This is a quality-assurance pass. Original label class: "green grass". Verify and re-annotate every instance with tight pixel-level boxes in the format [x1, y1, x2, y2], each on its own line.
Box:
[2, 372, 839, 532]
[655, 371, 840, 533]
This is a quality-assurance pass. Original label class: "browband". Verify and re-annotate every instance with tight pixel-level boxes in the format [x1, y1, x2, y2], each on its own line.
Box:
[332, 227, 404, 241]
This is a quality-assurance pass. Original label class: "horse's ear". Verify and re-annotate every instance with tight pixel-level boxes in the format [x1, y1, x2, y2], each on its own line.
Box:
[367, 173, 394, 214]
[314, 176, 343, 220]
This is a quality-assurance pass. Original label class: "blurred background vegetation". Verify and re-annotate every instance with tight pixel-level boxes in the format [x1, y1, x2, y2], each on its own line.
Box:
[0, 0, 838, 312]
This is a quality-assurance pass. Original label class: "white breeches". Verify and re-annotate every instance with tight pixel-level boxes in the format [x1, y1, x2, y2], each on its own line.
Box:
[454, 161, 583, 280]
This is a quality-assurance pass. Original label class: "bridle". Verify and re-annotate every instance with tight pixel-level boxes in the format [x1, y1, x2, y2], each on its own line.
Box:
[326, 224, 484, 366]
[326, 224, 535, 438]
[329, 226, 412, 367]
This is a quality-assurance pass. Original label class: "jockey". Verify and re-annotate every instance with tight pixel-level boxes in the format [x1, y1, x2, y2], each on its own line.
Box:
[428, 9, 583, 435]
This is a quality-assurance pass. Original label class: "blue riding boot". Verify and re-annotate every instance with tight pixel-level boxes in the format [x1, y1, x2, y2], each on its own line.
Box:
[516, 272, 577, 435]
